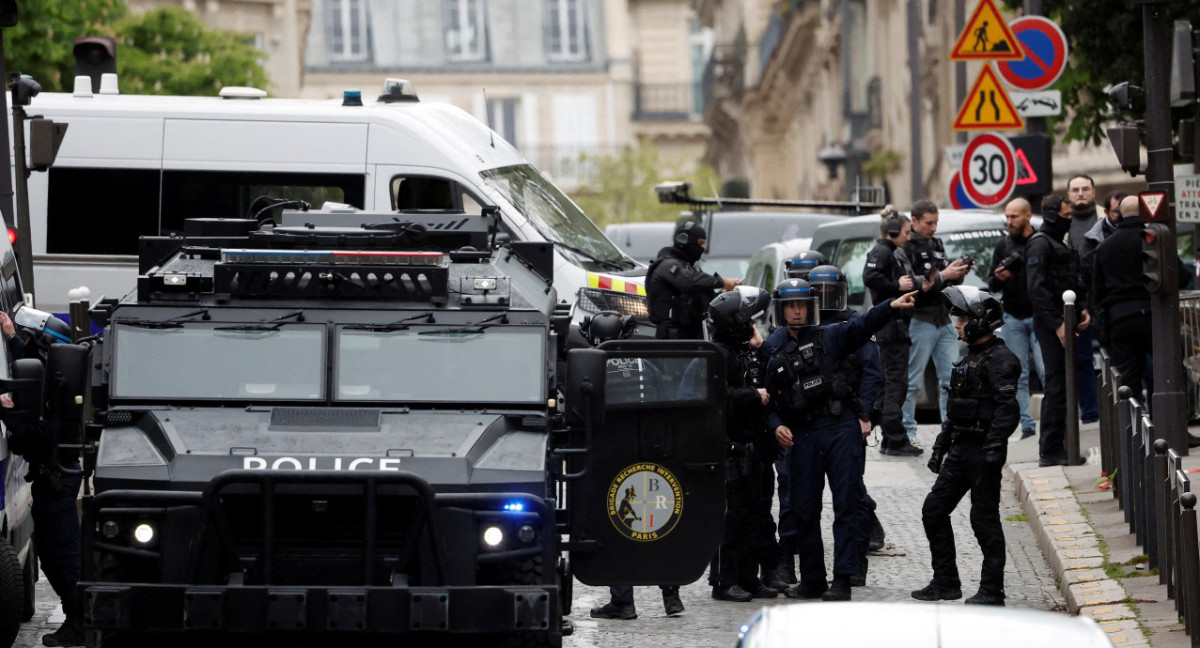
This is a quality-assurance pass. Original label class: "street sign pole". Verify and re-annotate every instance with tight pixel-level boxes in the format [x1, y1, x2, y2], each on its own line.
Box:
[1022, 1, 1050, 205]
[1140, 0, 1187, 454]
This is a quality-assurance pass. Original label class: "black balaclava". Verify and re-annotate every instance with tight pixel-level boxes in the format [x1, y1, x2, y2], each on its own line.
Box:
[675, 224, 707, 263]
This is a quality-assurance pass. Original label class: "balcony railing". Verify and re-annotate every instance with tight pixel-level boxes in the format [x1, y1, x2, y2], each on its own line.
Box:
[633, 82, 705, 121]
[701, 45, 745, 110]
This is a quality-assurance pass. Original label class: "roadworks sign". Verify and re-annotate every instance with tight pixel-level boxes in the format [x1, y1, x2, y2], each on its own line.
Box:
[950, 0, 1025, 61]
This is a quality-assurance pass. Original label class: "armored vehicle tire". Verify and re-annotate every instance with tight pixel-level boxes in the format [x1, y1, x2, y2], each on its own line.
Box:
[0, 537, 22, 648]
[21, 547, 36, 621]
[508, 554, 544, 585]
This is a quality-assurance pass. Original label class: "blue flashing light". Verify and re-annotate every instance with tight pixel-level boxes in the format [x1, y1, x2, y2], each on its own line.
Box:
[503, 501, 525, 512]
[342, 89, 364, 107]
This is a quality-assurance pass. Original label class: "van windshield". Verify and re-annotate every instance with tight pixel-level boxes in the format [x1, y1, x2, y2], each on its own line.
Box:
[480, 165, 629, 267]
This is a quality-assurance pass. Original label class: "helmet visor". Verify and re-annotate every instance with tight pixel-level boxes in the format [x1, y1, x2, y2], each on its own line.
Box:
[813, 283, 847, 312]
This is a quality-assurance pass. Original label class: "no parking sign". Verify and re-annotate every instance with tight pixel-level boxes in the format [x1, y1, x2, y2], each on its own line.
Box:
[997, 17, 1068, 92]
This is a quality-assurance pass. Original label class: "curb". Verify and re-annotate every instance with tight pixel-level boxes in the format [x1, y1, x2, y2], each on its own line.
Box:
[1009, 462, 1150, 647]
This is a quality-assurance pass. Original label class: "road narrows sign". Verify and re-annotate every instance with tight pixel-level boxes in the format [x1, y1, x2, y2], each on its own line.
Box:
[953, 64, 1025, 131]
[950, 0, 1025, 61]
[960, 132, 1017, 208]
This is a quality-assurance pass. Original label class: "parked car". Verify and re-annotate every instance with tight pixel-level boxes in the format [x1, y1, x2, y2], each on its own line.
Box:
[697, 211, 841, 280]
[604, 221, 676, 264]
[735, 602, 1110, 648]
[605, 211, 841, 279]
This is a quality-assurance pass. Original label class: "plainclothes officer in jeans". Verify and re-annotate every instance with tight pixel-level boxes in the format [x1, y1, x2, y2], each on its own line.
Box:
[646, 222, 739, 339]
[1, 309, 84, 647]
[706, 287, 788, 602]
[581, 311, 686, 620]
[988, 197, 1044, 440]
[863, 207, 923, 457]
[912, 286, 1020, 607]
[1025, 195, 1091, 467]
[764, 279, 915, 602]
[902, 200, 973, 440]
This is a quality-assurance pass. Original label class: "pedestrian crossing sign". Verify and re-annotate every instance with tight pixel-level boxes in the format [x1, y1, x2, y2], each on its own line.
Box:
[953, 64, 1025, 131]
[950, 0, 1025, 61]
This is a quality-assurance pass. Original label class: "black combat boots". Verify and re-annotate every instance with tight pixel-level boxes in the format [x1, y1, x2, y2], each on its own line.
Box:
[821, 575, 852, 601]
[910, 581, 963, 601]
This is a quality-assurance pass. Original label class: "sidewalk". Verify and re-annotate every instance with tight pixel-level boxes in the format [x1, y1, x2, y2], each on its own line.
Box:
[1007, 420, 1199, 648]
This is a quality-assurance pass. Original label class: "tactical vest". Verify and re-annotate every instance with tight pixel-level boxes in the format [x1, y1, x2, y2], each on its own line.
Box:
[771, 330, 864, 421]
[729, 347, 763, 390]
[945, 345, 999, 435]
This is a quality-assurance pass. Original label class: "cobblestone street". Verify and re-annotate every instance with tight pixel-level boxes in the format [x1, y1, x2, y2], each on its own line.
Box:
[566, 423, 1065, 647]
[13, 425, 1064, 648]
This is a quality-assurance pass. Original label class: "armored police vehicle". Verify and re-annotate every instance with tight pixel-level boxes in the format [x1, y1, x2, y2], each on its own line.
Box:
[64, 208, 726, 647]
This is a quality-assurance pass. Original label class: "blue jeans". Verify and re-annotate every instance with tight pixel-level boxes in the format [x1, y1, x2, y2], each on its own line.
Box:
[1076, 325, 1099, 421]
[998, 313, 1045, 433]
[903, 319, 961, 437]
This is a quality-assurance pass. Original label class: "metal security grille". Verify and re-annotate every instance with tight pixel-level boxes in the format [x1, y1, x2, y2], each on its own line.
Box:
[576, 287, 649, 319]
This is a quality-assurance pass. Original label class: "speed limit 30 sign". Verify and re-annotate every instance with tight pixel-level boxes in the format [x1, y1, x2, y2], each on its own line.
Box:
[960, 132, 1017, 208]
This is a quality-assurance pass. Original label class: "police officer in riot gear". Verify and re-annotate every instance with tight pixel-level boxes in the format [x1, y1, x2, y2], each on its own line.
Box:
[646, 222, 739, 339]
[786, 250, 827, 280]
[772, 248, 828, 584]
[1, 307, 84, 646]
[706, 287, 785, 601]
[808, 265, 885, 586]
[764, 279, 915, 602]
[862, 209, 923, 456]
[912, 286, 1020, 607]
[1025, 195, 1091, 466]
[582, 311, 685, 619]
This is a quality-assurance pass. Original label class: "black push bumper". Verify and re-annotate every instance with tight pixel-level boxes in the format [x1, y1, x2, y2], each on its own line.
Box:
[81, 469, 559, 636]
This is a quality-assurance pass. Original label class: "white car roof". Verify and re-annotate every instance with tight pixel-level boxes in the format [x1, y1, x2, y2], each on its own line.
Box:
[737, 602, 1110, 648]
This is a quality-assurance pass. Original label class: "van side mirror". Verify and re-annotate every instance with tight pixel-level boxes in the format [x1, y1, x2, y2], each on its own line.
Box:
[0, 358, 45, 426]
[565, 348, 606, 429]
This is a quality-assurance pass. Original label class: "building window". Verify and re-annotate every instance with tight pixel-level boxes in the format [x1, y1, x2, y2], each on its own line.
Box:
[545, 0, 588, 62]
[328, 0, 370, 62]
[487, 98, 519, 146]
[446, 0, 489, 62]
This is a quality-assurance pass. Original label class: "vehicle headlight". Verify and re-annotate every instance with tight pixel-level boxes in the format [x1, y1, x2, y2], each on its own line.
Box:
[133, 523, 156, 545]
[100, 520, 120, 539]
[483, 526, 504, 547]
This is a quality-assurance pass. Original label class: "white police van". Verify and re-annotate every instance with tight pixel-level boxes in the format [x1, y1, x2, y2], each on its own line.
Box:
[14, 78, 644, 315]
[0, 235, 35, 648]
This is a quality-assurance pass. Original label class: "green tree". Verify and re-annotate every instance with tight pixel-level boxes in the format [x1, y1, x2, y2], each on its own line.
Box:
[2, 0, 128, 91]
[2, 3, 269, 95]
[115, 7, 269, 95]
[999, 0, 1200, 145]
[569, 144, 721, 229]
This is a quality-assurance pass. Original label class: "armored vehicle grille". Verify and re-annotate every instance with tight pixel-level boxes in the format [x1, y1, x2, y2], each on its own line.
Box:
[269, 407, 381, 431]
[577, 287, 649, 319]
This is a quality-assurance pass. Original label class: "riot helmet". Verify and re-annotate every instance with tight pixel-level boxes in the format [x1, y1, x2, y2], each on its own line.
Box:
[707, 286, 771, 342]
[579, 310, 638, 346]
[941, 285, 1003, 343]
[12, 305, 71, 357]
[807, 264, 848, 315]
[786, 250, 827, 279]
[771, 279, 819, 330]
[672, 221, 707, 263]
